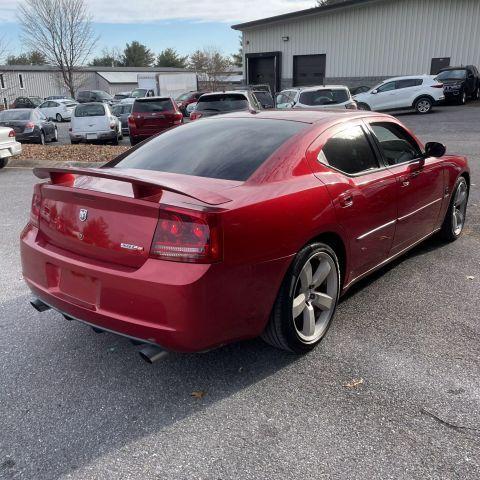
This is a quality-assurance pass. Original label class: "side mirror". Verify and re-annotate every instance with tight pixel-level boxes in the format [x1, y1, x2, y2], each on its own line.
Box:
[424, 141, 446, 158]
[371, 89, 378, 94]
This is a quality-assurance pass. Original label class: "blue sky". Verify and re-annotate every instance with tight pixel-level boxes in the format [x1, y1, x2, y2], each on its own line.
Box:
[0, 0, 314, 59]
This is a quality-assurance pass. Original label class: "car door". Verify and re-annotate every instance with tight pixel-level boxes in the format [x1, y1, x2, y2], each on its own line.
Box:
[394, 79, 423, 108]
[366, 119, 445, 255]
[308, 121, 398, 279]
[39, 101, 52, 119]
[370, 81, 397, 110]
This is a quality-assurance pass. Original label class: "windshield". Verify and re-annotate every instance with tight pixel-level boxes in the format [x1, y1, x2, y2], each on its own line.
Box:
[0, 110, 31, 121]
[176, 92, 192, 101]
[253, 91, 274, 108]
[94, 91, 113, 100]
[436, 69, 467, 80]
[299, 89, 349, 106]
[109, 118, 308, 181]
[130, 89, 148, 98]
[196, 94, 249, 112]
[74, 104, 105, 117]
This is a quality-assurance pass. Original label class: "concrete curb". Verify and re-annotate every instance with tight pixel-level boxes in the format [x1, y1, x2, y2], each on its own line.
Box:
[7, 158, 104, 169]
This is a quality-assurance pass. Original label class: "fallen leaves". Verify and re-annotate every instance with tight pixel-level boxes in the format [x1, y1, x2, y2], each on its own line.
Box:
[17, 144, 130, 163]
[343, 378, 364, 389]
[191, 390, 206, 399]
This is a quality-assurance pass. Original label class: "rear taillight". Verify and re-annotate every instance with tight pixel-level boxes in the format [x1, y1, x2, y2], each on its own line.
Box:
[109, 121, 116, 129]
[25, 122, 35, 131]
[431, 83, 444, 88]
[173, 112, 183, 125]
[150, 206, 222, 263]
[128, 115, 136, 127]
[8, 129, 15, 138]
[190, 111, 202, 121]
[345, 102, 358, 110]
[30, 184, 42, 227]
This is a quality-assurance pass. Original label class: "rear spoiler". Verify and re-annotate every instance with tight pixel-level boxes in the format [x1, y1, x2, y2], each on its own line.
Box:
[33, 167, 232, 206]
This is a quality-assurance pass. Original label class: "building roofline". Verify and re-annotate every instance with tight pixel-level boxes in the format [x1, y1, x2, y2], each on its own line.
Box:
[0, 64, 191, 73]
[232, 0, 386, 30]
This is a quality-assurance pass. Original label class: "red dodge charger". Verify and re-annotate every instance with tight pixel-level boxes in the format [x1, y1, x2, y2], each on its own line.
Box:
[20, 110, 469, 360]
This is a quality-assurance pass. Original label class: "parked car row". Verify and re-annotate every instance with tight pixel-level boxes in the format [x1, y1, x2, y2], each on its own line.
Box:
[0, 109, 57, 145]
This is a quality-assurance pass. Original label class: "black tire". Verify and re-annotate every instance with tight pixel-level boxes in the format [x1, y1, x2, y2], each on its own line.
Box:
[357, 102, 371, 111]
[70, 140, 79, 145]
[0, 158, 8, 169]
[38, 131, 45, 145]
[261, 242, 341, 353]
[458, 91, 467, 105]
[414, 97, 433, 114]
[110, 136, 119, 146]
[56, 113, 63, 122]
[51, 128, 58, 142]
[473, 87, 480, 101]
[440, 176, 469, 242]
[130, 137, 138, 146]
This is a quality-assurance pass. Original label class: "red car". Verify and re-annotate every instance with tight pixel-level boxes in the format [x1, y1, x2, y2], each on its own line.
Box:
[175, 91, 204, 116]
[21, 110, 469, 362]
[128, 97, 183, 146]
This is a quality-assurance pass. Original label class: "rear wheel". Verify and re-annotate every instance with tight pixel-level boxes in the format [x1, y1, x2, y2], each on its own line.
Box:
[51, 127, 58, 142]
[0, 158, 8, 169]
[70, 140, 79, 145]
[458, 91, 467, 105]
[56, 113, 63, 122]
[440, 176, 469, 241]
[473, 88, 480, 101]
[414, 97, 433, 114]
[261, 243, 340, 353]
[130, 137, 138, 146]
[38, 131, 45, 145]
[357, 102, 370, 111]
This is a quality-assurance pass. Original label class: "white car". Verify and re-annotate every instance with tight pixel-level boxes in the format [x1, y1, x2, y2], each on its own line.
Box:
[69, 103, 122, 145]
[0, 126, 22, 169]
[276, 85, 357, 110]
[38, 99, 78, 122]
[354, 75, 445, 114]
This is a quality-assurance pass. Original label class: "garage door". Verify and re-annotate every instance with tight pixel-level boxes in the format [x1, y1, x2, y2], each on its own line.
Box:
[293, 54, 326, 87]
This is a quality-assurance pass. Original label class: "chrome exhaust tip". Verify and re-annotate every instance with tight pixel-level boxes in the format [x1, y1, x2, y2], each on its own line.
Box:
[30, 298, 51, 313]
[138, 345, 168, 364]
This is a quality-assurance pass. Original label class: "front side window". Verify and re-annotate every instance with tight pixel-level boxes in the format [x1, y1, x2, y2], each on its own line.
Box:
[377, 82, 395, 93]
[109, 118, 307, 181]
[396, 79, 423, 89]
[370, 122, 422, 165]
[299, 89, 349, 106]
[74, 104, 105, 117]
[319, 126, 379, 175]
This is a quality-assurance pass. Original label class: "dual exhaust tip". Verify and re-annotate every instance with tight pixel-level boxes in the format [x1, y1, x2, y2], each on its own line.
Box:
[30, 297, 167, 363]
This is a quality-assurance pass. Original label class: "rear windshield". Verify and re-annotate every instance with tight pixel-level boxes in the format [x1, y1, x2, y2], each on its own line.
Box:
[176, 92, 193, 101]
[131, 89, 148, 98]
[110, 118, 308, 181]
[94, 91, 112, 100]
[299, 89, 349, 106]
[436, 69, 467, 80]
[133, 99, 173, 113]
[0, 110, 31, 121]
[196, 94, 249, 113]
[74, 104, 105, 117]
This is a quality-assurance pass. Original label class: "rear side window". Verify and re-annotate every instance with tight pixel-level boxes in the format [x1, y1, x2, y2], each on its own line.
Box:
[396, 79, 423, 89]
[75, 104, 105, 117]
[110, 118, 307, 181]
[370, 122, 422, 165]
[133, 99, 173, 113]
[319, 126, 379, 175]
[299, 89, 349, 106]
[196, 94, 249, 113]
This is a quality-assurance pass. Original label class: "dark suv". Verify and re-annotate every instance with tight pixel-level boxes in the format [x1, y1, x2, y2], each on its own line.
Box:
[436, 65, 480, 104]
[76, 90, 113, 104]
[12, 96, 43, 109]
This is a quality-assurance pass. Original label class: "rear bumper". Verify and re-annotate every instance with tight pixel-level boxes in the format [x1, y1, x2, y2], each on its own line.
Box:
[69, 130, 117, 142]
[20, 224, 289, 352]
[16, 131, 40, 143]
[0, 140, 22, 159]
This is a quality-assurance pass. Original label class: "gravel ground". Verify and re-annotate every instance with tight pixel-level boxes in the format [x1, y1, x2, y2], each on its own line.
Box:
[0, 104, 479, 480]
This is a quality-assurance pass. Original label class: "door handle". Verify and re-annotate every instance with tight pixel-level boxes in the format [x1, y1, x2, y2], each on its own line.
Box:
[339, 193, 353, 208]
[409, 170, 421, 178]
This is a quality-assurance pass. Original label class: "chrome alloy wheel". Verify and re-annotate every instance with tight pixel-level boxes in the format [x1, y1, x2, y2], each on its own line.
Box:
[452, 179, 468, 236]
[292, 252, 339, 343]
[416, 99, 431, 113]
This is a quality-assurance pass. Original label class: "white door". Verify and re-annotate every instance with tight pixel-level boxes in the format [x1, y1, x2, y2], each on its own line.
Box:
[369, 81, 397, 110]
[394, 79, 423, 108]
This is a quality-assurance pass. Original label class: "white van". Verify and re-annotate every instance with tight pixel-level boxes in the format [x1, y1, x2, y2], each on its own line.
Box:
[70, 103, 122, 145]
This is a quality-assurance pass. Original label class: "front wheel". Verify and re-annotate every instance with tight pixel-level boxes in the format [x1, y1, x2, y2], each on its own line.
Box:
[357, 102, 370, 111]
[414, 97, 433, 114]
[261, 243, 340, 353]
[56, 113, 63, 122]
[458, 91, 467, 105]
[440, 177, 469, 241]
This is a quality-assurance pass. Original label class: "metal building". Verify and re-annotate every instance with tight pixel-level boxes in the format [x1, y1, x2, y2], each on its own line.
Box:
[0, 65, 189, 108]
[232, 0, 480, 92]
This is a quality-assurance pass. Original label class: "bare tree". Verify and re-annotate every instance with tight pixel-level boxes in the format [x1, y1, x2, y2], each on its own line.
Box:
[189, 47, 231, 91]
[17, 0, 98, 97]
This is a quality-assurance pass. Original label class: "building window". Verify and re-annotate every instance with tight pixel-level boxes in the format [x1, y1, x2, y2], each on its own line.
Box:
[3, 98, 7, 110]
[19, 74, 24, 89]
[0, 74, 4, 89]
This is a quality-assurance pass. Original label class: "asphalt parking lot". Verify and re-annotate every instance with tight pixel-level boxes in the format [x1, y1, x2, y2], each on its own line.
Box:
[1, 104, 479, 480]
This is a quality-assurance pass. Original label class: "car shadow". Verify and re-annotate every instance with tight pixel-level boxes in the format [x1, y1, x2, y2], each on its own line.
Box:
[0, 294, 299, 479]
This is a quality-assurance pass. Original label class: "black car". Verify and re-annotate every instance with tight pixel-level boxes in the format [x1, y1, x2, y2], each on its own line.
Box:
[12, 96, 43, 109]
[0, 109, 57, 144]
[111, 103, 132, 136]
[436, 65, 480, 104]
[349, 85, 370, 96]
[76, 90, 113, 104]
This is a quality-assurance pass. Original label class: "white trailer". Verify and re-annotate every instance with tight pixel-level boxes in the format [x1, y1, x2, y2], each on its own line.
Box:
[137, 72, 198, 99]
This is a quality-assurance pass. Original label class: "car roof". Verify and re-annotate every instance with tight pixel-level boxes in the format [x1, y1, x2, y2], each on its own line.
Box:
[4, 108, 33, 112]
[379, 75, 432, 82]
[209, 109, 391, 125]
[282, 85, 349, 93]
[200, 91, 249, 96]
[134, 96, 171, 101]
[439, 66, 471, 71]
